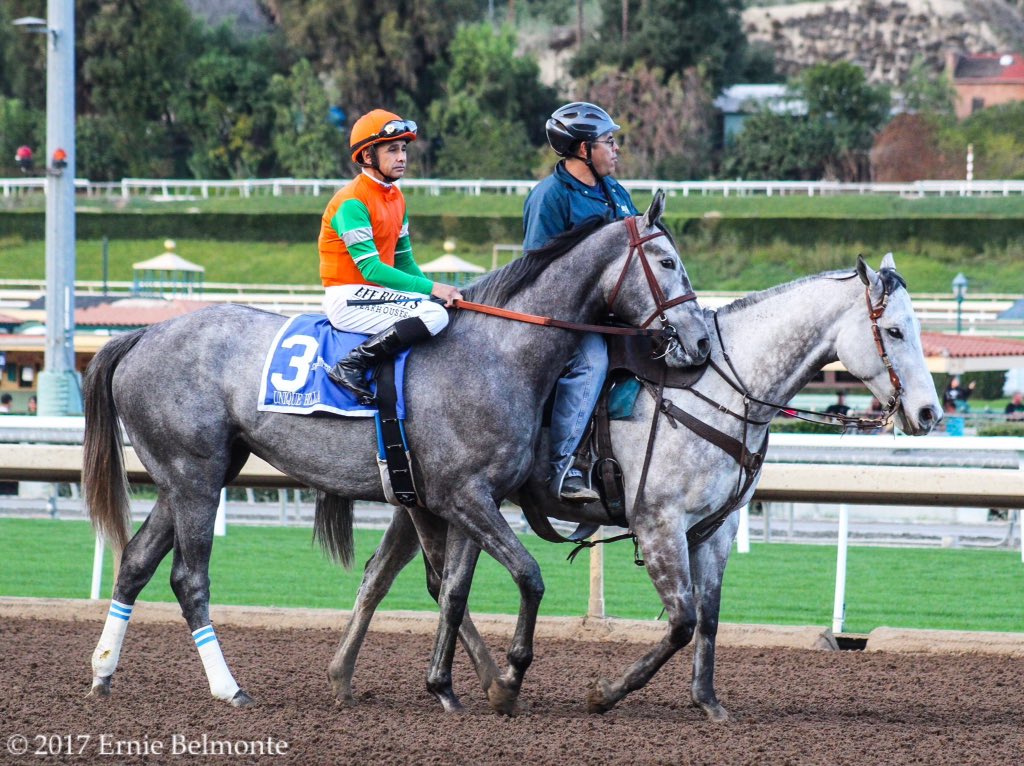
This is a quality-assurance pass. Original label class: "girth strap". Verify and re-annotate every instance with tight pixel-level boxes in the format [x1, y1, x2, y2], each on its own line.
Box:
[518, 502, 602, 544]
[374, 360, 420, 508]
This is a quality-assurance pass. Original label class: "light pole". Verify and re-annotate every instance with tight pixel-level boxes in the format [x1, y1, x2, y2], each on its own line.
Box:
[14, 2, 80, 416]
[952, 272, 968, 335]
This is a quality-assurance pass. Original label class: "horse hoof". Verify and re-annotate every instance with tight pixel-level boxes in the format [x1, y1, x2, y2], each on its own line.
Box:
[230, 689, 256, 708]
[88, 677, 112, 698]
[485, 679, 518, 716]
[438, 696, 465, 714]
[585, 678, 616, 714]
[698, 701, 730, 722]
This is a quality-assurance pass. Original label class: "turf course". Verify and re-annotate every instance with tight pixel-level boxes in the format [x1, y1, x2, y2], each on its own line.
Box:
[2, 518, 1021, 634]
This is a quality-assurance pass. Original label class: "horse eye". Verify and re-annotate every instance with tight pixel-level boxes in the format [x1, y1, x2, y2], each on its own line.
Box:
[659, 258, 676, 270]
[887, 327, 904, 340]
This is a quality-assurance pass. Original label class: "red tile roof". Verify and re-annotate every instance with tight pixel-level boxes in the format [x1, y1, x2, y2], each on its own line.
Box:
[953, 53, 1024, 82]
[75, 299, 216, 328]
[921, 332, 1024, 359]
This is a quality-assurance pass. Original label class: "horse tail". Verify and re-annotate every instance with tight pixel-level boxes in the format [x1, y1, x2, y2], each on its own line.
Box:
[83, 328, 147, 554]
[313, 490, 354, 569]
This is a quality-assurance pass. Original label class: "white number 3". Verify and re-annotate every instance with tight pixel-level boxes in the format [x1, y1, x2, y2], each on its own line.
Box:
[270, 335, 319, 392]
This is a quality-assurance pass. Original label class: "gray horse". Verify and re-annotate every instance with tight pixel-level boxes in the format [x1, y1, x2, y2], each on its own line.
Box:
[329, 253, 942, 719]
[83, 192, 710, 712]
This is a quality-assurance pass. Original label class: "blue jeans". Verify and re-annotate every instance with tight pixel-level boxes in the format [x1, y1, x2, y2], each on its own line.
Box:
[549, 332, 609, 479]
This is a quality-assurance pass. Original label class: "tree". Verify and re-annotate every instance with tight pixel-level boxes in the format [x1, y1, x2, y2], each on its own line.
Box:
[172, 48, 278, 178]
[428, 24, 556, 178]
[264, 0, 481, 121]
[726, 62, 890, 181]
[800, 62, 890, 179]
[268, 59, 346, 178]
[578, 64, 714, 179]
[0, 97, 44, 175]
[0, 1, 48, 111]
[901, 56, 956, 117]
[572, 0, 748, 93]
[721, 110, 835, 180]
[870, 113, 960, 182]
[78, 0, 201, 121]
[949, 101, 1024, 180]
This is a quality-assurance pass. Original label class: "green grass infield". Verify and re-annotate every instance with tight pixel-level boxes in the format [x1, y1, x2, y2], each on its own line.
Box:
[2, 518, 1021, 634]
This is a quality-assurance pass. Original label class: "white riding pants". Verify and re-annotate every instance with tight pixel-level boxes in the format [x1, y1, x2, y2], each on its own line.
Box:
[323, 284, 449, 337]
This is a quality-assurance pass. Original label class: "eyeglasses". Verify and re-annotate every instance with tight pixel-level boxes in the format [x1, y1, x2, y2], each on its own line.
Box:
[593, 136, 621, 149]
[379, 119, 417, 138]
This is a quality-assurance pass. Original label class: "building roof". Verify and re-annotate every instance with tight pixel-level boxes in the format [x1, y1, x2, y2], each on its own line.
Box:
[75, 299, 215, 328]
[919, 332, 1024, 374]
[952, 53, 1024, 82]
[997, 299, 1024, 319]
[132, 253, 205, 272]
[24, 295, 117, 311]
[417, 254, 486, 274]
[713, 84, 807, 115]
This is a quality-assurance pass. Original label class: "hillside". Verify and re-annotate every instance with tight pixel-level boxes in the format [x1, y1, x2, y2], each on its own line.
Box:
[744, 0, 1024, 83]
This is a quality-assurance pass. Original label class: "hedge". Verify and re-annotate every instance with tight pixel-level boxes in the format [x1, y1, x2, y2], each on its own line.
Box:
[2, 211, 1022, 248]
[0, 211, 524, 245]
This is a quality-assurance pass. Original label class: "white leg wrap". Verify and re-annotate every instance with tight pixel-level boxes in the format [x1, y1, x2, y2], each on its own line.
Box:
[91, 601, 133, 679]
[192, 625, 241, 701]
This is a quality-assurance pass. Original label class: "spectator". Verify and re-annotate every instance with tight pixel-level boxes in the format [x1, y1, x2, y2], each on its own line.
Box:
[824, 391, 850, 417]
[943, 399, 965, 436]
[1005, 391, 1024, 421]
[0, 393, 12, 413]
[27, 395, 37, 415]
[942, 376, 975, 414]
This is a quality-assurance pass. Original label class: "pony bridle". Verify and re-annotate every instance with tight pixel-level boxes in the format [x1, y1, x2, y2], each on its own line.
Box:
[865, 283, 904, 419]
[607, 217, 697, 346]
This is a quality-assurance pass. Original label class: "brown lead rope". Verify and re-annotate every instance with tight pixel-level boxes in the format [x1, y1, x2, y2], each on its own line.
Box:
[451, 299, 682, 337]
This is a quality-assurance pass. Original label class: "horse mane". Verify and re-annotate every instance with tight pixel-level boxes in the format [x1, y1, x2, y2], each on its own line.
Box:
[719, 265, 907, 317]
[459, 216, 609, 308]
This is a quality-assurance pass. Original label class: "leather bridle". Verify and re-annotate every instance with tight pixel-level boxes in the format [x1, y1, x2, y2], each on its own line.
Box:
[607, 216, 697, 329]
[865, 284, 904, 418]
[454, 215, 698, 339]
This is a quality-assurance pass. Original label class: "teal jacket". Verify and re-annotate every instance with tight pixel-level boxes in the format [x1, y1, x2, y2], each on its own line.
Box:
[522, 162, 638, 252]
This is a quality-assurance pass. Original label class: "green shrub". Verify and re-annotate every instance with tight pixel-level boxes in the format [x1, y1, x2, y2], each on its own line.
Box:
[977, 422, 1024, 437]
[769, 418, 843, 434]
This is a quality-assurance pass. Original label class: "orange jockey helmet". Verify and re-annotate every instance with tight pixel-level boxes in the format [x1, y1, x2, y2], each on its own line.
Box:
[349, 109, 418, 165]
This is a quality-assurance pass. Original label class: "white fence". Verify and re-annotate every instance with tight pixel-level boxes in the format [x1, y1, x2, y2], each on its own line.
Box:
[1, 420, 1022, 630]
[3, 176, 1024, 199]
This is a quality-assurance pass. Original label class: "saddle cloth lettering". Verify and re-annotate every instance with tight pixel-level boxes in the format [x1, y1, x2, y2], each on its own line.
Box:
[257, 313, 408, 418]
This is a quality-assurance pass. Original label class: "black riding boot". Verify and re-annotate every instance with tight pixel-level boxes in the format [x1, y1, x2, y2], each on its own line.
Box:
[328, 317, 432, 404]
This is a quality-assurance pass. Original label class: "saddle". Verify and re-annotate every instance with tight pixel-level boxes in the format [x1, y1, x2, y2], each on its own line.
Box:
[521, 333, 769, 552]
[257, 314, 421, 507]
[590, 335, 710, 525]
[519, 335, 710, 543]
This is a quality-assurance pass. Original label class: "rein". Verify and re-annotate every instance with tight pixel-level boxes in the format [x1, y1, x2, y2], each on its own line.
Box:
[568, 273, 908, 562]
[453, 215, 697, 338]
[705, 280, 904, 433]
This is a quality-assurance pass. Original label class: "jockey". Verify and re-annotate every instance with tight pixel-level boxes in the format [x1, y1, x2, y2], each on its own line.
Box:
[523, 102, 639, 503]
[320, 109, 462, 404]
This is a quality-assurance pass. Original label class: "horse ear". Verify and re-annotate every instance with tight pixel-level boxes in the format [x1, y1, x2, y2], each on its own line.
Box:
[855, 255, 874, 287]
[640, 189, 666, 229]
[880, 251, 896, 271]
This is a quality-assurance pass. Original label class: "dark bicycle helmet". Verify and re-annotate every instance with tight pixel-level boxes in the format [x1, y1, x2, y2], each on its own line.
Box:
[545, 102, 620, 157]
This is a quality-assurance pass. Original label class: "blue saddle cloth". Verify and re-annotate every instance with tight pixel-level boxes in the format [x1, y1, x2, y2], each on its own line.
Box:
[257, 314, 408, 418]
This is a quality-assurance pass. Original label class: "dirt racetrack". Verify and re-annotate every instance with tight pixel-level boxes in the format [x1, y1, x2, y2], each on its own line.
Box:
[2, 613, 1023, 766]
